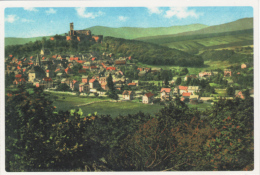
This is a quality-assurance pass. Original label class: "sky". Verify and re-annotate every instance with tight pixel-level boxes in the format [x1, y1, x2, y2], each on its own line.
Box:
[4, 7, 253, 38]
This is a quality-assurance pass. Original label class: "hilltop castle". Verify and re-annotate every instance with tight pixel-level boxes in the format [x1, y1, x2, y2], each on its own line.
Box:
[67, 22, 103, 43]
[50, 22, 103, 43]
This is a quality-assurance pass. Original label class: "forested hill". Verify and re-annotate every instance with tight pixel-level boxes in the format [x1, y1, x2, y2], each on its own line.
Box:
[104, 36, 204, 67]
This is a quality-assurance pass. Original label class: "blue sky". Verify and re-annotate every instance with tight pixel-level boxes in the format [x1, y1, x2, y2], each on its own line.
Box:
[4, 7, 253, 38]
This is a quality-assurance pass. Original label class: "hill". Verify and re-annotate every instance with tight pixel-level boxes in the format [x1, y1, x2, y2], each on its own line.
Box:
[5, 24, 207, 47]
[86, 24, 208, 39]
[136, 18, 253, 53]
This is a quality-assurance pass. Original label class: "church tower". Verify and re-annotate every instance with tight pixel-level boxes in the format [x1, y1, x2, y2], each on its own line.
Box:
[35, 54, 41, 67]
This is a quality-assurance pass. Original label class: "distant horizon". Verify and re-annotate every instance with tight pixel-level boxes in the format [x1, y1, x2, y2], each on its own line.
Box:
[5, 7, 253, 38]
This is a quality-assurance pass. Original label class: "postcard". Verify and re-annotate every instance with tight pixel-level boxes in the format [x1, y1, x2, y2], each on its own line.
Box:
[1, 0, 259, 174]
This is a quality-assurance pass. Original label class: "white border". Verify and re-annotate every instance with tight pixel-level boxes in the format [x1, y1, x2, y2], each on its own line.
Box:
[0, 1, 259, 175]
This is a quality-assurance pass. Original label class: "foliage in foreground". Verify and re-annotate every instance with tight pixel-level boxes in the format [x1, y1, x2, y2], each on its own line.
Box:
[5, 86, 254, 171]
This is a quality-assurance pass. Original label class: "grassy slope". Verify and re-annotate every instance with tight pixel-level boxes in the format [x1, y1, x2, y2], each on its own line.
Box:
[162, 31, 253, 51]
[86, 24, 208, 39]
[5, 24, 208, 46]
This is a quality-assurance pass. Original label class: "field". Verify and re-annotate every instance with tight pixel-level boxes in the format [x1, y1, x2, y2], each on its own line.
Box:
[53, 99, 164, 118]
[161, 33, 253, 51]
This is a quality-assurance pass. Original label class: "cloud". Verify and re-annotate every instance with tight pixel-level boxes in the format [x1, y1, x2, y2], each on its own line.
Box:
[75, 7, 104, 19]
[21, 18, 34, 23]
[164, 7, 201, 19]
[118, 16, 128, 22]
[5, 15, 19, 23]
[46, 8, 57, 14]
[147, 7, 163, 14]
[23, 7, 38, 12]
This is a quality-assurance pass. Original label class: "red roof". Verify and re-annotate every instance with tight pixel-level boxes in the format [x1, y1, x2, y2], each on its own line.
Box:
[15, 74, 22, 78]
[30, 56, 33, 59]
[77, 60, 85, 64]
[145, 92, 154, 98]
[52, 55, 57, 59]
[91, 57, 96, 61]
[43, 77, 53, 82]
[50, 37, 55, 40]
[14, 78, 25, 83]
[89, 79, 96, 83]
[78, 69, 86, 73]
[42, 57, 45, 60]
[17, 66, 21, 70]
[46, 70, 50, 73]
[23, 69, 26, 72]
[128, 82, 136, 86]
[9, 55, 13, 58]
[70, 57, 74, 61]
[17, 61, 22, 65]
[106, 67, 116, 71]
[182, 92, 191, 97]
[72, 80, 77, 84]
[90, 65, 97, 69]
[179, 86, 188, 91]
[161, 88, 171, 93]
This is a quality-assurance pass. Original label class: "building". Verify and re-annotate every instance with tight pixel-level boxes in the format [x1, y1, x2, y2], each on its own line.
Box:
[79, 83, 89, 93]
[89, 79, 99, 89]
[187, 86, 200, 94]
[224, 69, 232, 77]
[178, 86, 188, 95]
[241, 63, 248, 69]
[142, 92, 154, 104]
[122, 90, 133, 100]
[160, 88, 172, 101]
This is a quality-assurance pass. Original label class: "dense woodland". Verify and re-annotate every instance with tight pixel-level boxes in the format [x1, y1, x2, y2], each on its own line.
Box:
[104, 37, 204, 66]
[6, 86, 253, 171]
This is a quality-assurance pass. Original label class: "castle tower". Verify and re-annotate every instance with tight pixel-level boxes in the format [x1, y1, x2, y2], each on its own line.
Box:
[70, 22, 74, 36]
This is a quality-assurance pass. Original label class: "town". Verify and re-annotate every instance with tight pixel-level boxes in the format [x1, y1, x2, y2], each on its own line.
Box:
[5, 23, 254, 114]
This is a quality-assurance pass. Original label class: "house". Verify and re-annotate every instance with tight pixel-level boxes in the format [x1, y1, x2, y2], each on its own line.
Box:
[187, 86, 200, 94]
[128, 82, 137, 87]
[160, 88, 172, 101]
[224, 69, 232, 77]
[138, 71, 146, 77]
[79, 83, 89, 93]
[45, 69, 54, 78]
[190, 95, 199, 104]
[13, 78, 26, 85]
[235, 90, 245, 99]
[101, 82, 109, 91]
[89, 79, 99, 89]
[42, 77, 53, 89]
[198, 71, 212, 78]
[184, 75, 197, 81]
[241, 63, 248, 69]
[178, 86, 188, 95]
[132, 80, 139, 86]
[99, 77, 107, 84]
[82, 75, 89, 83]
[181, 92, 191, 102]
[114, 60, 126, 65]
[70, 80, 79, 91]
[122, 90, 133, 100]
[142, 92, 154, 104]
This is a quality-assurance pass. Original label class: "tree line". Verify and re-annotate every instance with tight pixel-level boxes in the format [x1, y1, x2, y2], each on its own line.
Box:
[5, 85, 253, 171]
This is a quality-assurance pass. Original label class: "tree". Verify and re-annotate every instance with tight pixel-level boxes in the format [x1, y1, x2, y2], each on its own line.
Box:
[107, 73, 114, 91]
[175, 77, 182, 86]
[56, 83, 71, 92]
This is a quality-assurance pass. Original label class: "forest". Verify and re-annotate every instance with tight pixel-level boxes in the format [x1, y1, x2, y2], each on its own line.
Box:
[5, 85, 254, 171]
